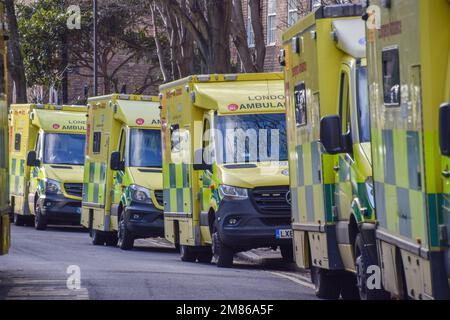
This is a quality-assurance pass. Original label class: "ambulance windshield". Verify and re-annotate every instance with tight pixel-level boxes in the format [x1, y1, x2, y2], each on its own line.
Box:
[44, 133, 86, 165]
[357, 66, 370, 143]
[215, 113, 288, 164]
[129, 129, 162, 168]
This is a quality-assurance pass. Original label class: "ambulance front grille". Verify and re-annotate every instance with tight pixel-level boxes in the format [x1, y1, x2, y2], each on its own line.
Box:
[64, 183, 83, 197]
[154, 190, 164, 207]
[251, 186, 291, 215]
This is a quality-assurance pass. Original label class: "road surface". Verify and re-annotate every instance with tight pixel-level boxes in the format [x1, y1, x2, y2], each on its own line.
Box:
[0, 225, 317, 300]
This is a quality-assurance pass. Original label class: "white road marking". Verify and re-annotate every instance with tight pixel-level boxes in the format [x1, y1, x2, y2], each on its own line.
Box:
[5, 277, 89, 300]
[269, 271, 315, 290]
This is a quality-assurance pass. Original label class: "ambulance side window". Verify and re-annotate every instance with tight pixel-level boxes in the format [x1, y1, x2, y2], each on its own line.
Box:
[14, 133, 21, 151]
[35, 134, 41, 159]
[118, 129, 126, 161]
[294, 82, 307, 127]
[382, 47, 400, 106]
[93, 132, 101, 154]
[203, 119, 214, 164]
[0, 52, 5, 95]
[170, 124, 180, 152]
[339, 72, 351, 135]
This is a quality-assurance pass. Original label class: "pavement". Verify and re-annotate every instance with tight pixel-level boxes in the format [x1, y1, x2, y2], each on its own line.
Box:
[0, 225, 317, 300]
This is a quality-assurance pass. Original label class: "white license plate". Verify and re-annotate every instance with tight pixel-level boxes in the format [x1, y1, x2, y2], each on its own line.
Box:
[276, 229, 293, 239]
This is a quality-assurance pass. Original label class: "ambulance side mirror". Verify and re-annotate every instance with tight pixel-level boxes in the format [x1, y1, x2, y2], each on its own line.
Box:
[320, 115, 350, 155]
[193, 149, 213, 172]
[439, 103, 450, 157]
[27, 151, 39, 167]
[110, 151, 125, 171]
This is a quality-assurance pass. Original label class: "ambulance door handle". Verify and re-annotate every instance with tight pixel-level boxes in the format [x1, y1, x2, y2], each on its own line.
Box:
[333, 166, 340, 172]
[442, 170, 450, 178]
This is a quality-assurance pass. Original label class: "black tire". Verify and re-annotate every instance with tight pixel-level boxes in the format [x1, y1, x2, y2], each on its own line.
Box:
[92, 229, 106, 246]
[340, 273, 360, 300]
[13, 213, 26, 226]
[212, 231, 234, 268]
[105, 233, 118, 247]
[280, 244, 294, 263]
[311, 267, 341, 300]
[197, 249, 213, 264]
[118, 214, 134, 250]
[355, 234, 390, 300]
[180, 245, 197, 262]
[34, 204, 47, 231]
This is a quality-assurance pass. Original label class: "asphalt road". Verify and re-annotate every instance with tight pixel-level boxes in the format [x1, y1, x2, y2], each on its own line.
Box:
[0, 225, 317, 300]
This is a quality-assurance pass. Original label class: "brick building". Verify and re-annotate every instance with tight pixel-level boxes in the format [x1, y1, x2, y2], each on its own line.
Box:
[15, 1, 355, 104]
[239, 0, 323, 72]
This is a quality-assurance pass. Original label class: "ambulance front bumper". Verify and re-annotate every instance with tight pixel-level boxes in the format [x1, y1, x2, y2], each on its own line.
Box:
[217, 197, 292, 251]
[124, 202, 164, 238]
[38, 195, 82, 225]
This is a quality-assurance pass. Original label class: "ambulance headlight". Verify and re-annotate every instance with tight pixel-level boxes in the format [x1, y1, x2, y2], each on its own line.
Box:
[219, 185, 248, 200]
[130, 185, 152, 204]
[44, 179, 61, 195]
[365, 177, 375, 209]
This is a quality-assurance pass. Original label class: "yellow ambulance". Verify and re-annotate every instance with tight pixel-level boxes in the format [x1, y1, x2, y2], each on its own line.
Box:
[281, 3, 386, 299]
[365, 0, 450, 300]
[160, 73, 292, 268]
[9, 104, 87, 230]
[0, 2, 9, 256]
[81, 94, 164, 250]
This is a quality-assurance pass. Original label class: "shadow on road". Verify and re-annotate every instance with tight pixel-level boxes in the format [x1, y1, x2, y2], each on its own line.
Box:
[40, 225, 87, 233]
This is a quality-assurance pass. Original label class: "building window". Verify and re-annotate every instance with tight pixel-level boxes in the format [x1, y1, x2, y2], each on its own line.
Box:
[288, 0, 298, 27]
[267, 0, 277, 45]
[247, 4, 255, 47]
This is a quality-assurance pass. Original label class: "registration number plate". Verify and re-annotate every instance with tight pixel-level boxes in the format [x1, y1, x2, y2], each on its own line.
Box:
[276, 229, 293, 239]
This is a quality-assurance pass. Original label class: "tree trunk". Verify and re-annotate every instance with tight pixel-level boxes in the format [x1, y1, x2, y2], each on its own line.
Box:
[249, 0, 265, 72]
[230, 0, 257, 73]
[150, 2, 170, 83]
[206, 0, 232, 73]
[4, 0, 27, 103]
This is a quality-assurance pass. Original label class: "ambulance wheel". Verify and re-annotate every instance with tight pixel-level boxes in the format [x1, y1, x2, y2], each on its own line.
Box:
[180, 245, 197, 262]
[34, 205, 47, 231]
[354, 234, 390, 300]
[92, 230, 106, 246]
[311, 267, 340, 300]
[340, 273, 360, 300]
[118, 214, 134, 250]
[117, 219, 134, 251]
[280, 244, 294, 263]
[212, 231, 234, 268]
[197, 248, 213, 264]
[105, 233, 118, 247]
[13, 214, 26, 226]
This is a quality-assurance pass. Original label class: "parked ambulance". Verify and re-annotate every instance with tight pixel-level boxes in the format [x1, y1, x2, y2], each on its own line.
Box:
[9, 104, 87, 230]
[81, 94, 164, 250]
[364, 0, 450, 300]
[160, 73, 292, 267]
[281, 3, 380, 299]
[0, 2, 9, 256]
